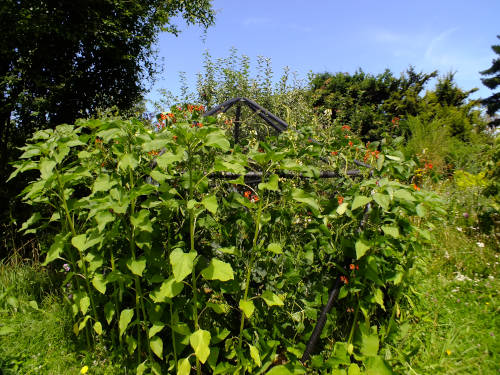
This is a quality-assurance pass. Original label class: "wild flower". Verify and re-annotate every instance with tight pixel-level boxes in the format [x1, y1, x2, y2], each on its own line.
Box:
[80, 365, 89, 374]
[63, 263, 70, 272]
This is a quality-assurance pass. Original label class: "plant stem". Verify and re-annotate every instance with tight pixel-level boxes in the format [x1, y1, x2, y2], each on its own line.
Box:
[170, 303, 178, 371]
[348, 297, 360, 346]
[128, 166, 153, 365]
[188, 146, 201, 375]
[238, 198, 264, 352]
[55, 170, 98, 327]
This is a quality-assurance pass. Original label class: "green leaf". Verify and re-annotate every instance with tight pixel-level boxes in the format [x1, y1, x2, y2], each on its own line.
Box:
[201, 259, 234, 281]
[149, 323, 165, 338]
[42, 233, 67, 265]
[266, 365, 292, 375]
[92, 274, 107, 294]
[355, 239, 370, 259]
[373, 193, 390, 210]
[170, 249, 196, 282]
[93, 321, 103, 335]
[119, 309, 134, 337]
[249, 344, 261, 367]
[365, 356, 394, 375]
[416, 203, 427, 217]
[190, 329, 211, 364]
[150, 336, 163, 359]
[372, 289, 385, 311]
[206, 302, 230, 314]
[118, 153, 138, 171]
[205, 131, 230, 151]
[393, 189, 415, 202]
[261, 290, 284, 306]
[360, 331, 379, 357]
[336, 202, 349, 215]
[202, 195, 218, 215]
[156, 148, 185, 169]
[381, 226, 399, 238]
[258, 174, 279, 191]
[266, 242, 283, 254]
[92, 174, 116, 193]
[20, 212, 42, 232]
[292, 189, 320, 212]
[104, 301, 115, 325]
[80, 296, 90, 315]
[126, 257, 147, 276]
[150, 277, 184, 302]
[136, 361, 147, 375]
[239, 299, 255, 318]
[177, 358, 191, 375]
[130, 210, 153, 233]
[40, 159, 56, 180]
[78, 315, 91, 331]
[348, 364, 361, 375]
[95, 210, 114, 233]
[351, 195, 372, 210]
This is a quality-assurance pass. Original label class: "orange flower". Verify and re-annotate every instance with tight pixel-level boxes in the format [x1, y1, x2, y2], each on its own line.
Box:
[413, 183, 421, 191]
[340, 275, 348, 284]
[337, 196, 344, 205]
[173, 135, 177, 141]
[331, 151, 338, 156]
[341, 125, 351, 131]
[251, 195, 259, 203]
[348, 141, 353, 147]
[349, 264, 355, 270]
[244, 191, 251, 199]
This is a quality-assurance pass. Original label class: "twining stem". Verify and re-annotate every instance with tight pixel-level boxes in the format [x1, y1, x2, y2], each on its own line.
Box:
[55, 170, 98, 326]
[347, 296, 360, 346]
[170, 303, 178, 371]
[188, 145, 201, 375]
[128, 166, 153, 365]
[238, 197, 264, 352]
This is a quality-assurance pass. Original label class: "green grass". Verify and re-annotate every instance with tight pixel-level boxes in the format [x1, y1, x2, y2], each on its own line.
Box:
[389, 223, 499, 374]
[0, 263, 123, 375]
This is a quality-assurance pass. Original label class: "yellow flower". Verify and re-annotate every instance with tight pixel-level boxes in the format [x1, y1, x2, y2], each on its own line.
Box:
[446, 349, 452, 356]
[80, 365, 89, 374]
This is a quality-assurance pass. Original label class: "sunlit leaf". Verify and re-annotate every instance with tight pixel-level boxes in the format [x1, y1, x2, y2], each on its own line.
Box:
[190, 329, 211, 363]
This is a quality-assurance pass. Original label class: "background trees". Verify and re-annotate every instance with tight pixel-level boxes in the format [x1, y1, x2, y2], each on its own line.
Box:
[0, 0, 214, 251]
[480, 35, 500, 128]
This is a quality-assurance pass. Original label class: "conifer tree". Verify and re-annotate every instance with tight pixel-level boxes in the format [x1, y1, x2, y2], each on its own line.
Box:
[480, 35, 500, 127]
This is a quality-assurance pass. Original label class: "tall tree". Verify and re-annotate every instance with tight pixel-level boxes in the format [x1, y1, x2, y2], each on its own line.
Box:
[480, 35, 500, 128]
[0, 0, 215, 168]
[0, 0, 214, 253]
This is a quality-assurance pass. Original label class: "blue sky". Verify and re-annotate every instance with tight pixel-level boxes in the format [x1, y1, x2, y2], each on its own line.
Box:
[146, 0, 500, 106]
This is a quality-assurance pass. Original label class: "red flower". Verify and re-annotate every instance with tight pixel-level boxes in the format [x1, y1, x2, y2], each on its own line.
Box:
[337, 196, 344, 205]
[342, 125, 351, 131]
[251, 195, 259, 203]
[348, 141, 353, 147]
[331, 151, 338, 156]
[244, 191, 251, 199]
[349, 264, 355, 270]
[173, 135, 177, 141]
[340, 275, 348, 284]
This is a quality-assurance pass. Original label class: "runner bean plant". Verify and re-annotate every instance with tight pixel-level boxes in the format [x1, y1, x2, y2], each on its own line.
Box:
[10, 105, 444, 374]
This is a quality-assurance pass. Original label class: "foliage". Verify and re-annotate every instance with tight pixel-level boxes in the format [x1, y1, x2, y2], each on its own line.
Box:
[156, 49, 316, 131]
[9, 105, 444, 373]
[0, 0, 215, 259]
[480, 35, 500, 128]
[309, 67, 438, 140]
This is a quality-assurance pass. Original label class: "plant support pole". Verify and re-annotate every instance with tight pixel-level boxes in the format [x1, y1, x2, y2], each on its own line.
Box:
[301, 203, 372, 363]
